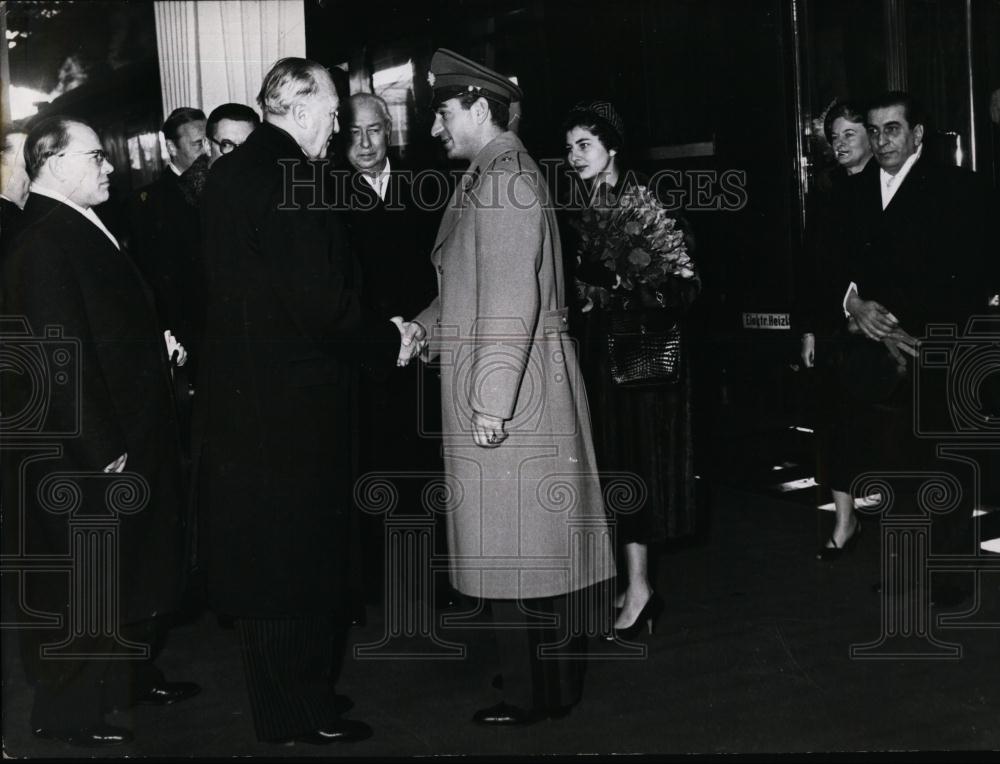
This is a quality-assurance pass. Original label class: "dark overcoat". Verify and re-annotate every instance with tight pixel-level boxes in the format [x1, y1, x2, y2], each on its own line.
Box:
[127, 170, 205, 363]
[197, 122, 398, 617]
[339, 161, 440, 320]
[414, 132, 615, 600]
[1, 193, 186, 624]
[844, 154, 992, 332]
[831, 154, 993, 535]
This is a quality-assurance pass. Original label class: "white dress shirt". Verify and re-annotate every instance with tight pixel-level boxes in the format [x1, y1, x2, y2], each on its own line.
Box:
[29, 184, 121, 250]
[879, 143, 922, 210]
[843, 145, 924, 314]
[361, 158, 391, 201]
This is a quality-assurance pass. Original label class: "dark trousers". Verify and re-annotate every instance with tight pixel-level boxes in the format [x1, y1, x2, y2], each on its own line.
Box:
[22, 617, 164, 730]
[490, 585, 603, 711]
[832, 375, 975, 594]
[235, 615, 345, 742]
[352, 363, 443, 607]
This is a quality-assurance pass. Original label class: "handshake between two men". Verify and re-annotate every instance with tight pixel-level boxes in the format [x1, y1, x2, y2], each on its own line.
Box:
[387, 316, 508, 449]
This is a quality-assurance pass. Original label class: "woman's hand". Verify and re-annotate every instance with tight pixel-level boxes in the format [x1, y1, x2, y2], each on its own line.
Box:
[800, 333, 815, 368]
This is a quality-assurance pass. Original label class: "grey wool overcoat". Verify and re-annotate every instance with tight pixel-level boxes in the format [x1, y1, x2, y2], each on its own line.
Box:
[415, 131, 615, 600]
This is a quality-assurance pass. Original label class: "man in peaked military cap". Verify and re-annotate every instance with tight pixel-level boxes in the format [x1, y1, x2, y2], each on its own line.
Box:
[400, 49, 615, 725]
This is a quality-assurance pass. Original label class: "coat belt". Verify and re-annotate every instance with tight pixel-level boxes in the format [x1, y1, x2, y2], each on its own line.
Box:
[542, 307, 570, 335]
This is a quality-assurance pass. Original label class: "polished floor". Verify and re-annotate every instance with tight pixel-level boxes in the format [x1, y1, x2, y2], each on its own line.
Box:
[3, 475, 999, 758]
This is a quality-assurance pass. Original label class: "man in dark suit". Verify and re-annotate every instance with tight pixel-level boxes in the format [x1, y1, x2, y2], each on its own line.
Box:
[128, 108, 208, 387]
[1, 117, 198, 747]
[175, 103, 262, 209]
[205, 102, 260, 168]
[198, 58, 408, 745]
[339, 93, 441, 609]
[843, 91, 993, 606]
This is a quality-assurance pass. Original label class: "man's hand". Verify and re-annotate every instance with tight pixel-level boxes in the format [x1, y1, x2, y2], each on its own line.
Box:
[800, 333, 815, 368]
[164, 330, 188, 366]
[884, 326, 920, 361]
[391, 317, 426, 367]
[471, 411, 507, 448]
[845, 292, 898, 341]
[103, 453, 127, 473]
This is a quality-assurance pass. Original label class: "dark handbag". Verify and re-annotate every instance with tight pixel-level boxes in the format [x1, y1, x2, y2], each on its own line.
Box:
[607, 309, 682, 386]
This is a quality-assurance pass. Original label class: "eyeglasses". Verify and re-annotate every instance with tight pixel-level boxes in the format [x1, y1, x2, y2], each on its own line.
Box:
[208, 137, 242, 155]
[55, 149, 109, 165]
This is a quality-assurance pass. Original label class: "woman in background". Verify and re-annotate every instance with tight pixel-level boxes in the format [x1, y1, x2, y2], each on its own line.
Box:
[561, 101, 700, 637]
[794, 100, 875, 560]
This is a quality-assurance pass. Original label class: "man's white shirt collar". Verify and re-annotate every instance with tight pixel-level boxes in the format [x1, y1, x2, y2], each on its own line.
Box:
[879, 143, 922, 209]
[30, 183, 120, 250]
[361, 158, 391, 201]
[168, 162, 183, 177]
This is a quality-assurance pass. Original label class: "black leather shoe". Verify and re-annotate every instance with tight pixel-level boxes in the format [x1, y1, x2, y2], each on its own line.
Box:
[33, 723, 134, 747]
[472, 702, 547, 726]
[135, 681, 201, 706]
[276, 719, 373, 744]
[817, 516, 862, 561]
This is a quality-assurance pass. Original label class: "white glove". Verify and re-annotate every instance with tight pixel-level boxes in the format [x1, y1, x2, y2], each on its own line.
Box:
[164, 330, 188, 367]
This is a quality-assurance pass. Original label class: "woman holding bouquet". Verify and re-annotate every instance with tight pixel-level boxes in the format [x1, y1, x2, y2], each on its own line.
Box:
[561, 101, 701, 637]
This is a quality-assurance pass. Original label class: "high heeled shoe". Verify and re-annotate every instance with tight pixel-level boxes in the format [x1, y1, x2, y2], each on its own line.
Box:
[605, 592, 664, 641]
[816, 516, 862, 561]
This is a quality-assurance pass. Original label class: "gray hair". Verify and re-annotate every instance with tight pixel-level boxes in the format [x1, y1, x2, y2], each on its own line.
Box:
[348, 92, 391, 127]
[256, 57, 329, 116]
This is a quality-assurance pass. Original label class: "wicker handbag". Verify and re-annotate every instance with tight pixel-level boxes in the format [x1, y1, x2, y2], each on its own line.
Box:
[607, 308, 682, 387]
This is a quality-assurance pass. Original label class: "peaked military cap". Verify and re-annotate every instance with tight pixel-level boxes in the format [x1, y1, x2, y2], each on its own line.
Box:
[428, 48, 523, 107]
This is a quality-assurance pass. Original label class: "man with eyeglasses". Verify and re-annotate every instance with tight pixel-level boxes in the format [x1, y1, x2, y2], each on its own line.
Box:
[1, 116, 199, 747]
[205, 102, 260, 167]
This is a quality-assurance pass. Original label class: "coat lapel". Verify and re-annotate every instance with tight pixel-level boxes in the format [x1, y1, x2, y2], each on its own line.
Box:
[431, 132, 524, 256]
[431, 183, 464, 254]
[30, 195, 160, 313]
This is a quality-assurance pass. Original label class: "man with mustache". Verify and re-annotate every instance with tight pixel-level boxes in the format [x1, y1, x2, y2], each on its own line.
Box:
[400, 49, 615, 724]
[841, 92, 993, 606]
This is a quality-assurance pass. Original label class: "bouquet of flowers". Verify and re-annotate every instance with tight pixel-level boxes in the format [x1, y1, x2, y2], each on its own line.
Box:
[572, 184, 696, 311]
